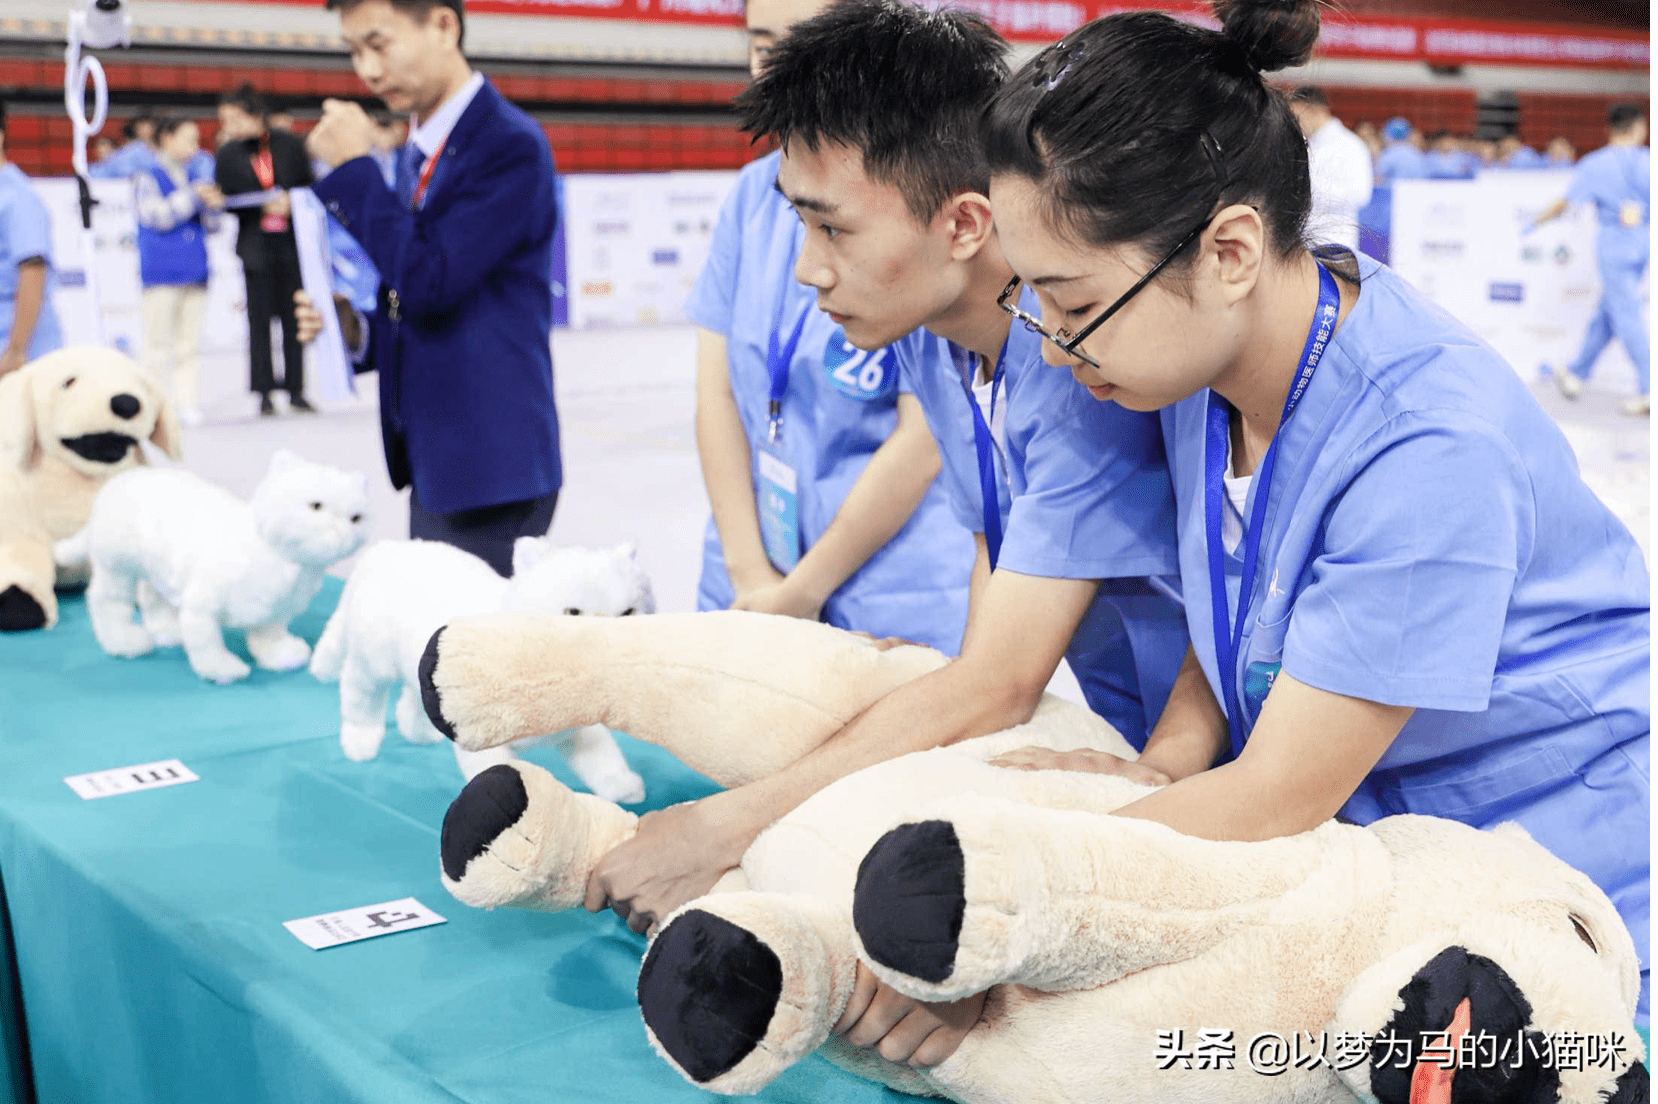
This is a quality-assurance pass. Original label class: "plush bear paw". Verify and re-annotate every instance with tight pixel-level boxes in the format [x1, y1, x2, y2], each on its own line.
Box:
[852, 820, 970, 993]
[98, 621, 157, 659]
[639, 894, 843, 1095]
[440, 760, 635, 912]
[249, 633, 311, 672]
[558, 724, 646, 805]
[188, 649, 251, 684]
[340, 721, 386, 762]
[0, 586, 48, 632]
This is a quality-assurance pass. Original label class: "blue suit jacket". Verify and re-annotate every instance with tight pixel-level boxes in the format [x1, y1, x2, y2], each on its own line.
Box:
[314, 79, 562, 514]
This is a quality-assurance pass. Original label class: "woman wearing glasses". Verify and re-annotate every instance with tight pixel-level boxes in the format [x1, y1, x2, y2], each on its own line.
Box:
[985, 0, 1651, 1026]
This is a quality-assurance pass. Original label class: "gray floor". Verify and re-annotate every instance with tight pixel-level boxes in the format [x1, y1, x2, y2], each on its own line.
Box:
[177, 324, 1651, 705]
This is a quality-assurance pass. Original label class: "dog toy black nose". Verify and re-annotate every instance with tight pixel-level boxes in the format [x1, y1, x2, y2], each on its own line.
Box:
[109, 393, 141, 420]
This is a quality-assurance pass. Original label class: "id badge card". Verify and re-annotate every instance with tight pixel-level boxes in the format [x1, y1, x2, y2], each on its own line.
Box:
[756, 445, 802, 574]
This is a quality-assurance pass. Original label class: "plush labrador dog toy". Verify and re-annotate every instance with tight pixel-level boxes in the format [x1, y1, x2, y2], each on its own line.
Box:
[422, 611, 1647, 1104]
[0, 348, 181, 631]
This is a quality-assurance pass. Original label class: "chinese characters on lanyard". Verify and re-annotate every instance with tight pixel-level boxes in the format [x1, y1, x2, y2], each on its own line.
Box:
[1204, 261, 1340, 761]
[757, 299, 814, 574]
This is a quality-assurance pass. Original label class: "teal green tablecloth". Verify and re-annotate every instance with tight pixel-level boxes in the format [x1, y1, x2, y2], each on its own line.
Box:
[0, 584, 923, 1104]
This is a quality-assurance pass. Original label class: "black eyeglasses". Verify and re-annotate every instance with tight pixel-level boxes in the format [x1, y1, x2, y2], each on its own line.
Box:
[997, 215, 1214, 370]
[998, 131, 1229, 370]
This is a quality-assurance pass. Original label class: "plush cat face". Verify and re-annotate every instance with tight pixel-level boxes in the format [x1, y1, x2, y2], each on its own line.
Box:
[251, 450, 371, 568]
[506, 540, 655, 619]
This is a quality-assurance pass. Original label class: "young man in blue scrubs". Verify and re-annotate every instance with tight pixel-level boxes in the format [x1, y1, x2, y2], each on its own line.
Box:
[586, 0, 1184, 1066]
[687, 0, 972, 651]
[1534, 103, 1650, 416]
[983, 0, 1649, 1027]
[0, 104, 64, 377]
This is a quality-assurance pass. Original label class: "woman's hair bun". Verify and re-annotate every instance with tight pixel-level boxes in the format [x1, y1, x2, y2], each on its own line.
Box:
[1212, 0, 1321, 73]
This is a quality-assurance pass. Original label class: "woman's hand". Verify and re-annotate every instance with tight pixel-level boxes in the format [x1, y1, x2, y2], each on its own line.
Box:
[834, 961, 986, 1068]
[989, 746, 1171, 787]
[731, 580, 824, 621]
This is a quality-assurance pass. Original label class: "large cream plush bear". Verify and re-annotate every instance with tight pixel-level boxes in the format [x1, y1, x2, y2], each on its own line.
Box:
[419, 612, 1647, 1104]
[0, 347, 181, 632]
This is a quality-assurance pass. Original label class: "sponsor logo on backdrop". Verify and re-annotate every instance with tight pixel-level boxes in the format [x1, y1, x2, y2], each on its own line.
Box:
[651, 249, 679, 265]
[1489, 282, 1524, 303]
[1420, 240, 1466, 260]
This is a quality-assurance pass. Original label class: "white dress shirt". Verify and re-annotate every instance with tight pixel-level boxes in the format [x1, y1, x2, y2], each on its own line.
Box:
[1304, 116, 1375, 252]
[409, 70, 485, 163]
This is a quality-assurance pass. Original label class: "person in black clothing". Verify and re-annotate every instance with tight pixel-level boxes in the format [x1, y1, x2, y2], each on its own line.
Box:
[214, 84, 315, 416]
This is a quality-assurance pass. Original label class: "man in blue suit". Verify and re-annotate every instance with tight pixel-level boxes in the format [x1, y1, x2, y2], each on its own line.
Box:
[305, 0, 562, 576]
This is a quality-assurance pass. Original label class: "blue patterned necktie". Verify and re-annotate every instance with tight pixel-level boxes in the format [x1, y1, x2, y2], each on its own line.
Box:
[394, 143, 425, 210]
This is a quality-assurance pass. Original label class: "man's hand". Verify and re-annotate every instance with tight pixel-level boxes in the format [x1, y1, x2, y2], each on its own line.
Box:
[834, 961, 986, 1068]
[989, 746, 1171, 787]
[261, 191, 292, 220]
[294, 290, 365, 353]
[0, 345, 24, 378]
[731, 579, 824, 621]
[194, 182, 225, 210]
[584, 800, 753, 935]
[307, 99, 376, 169]
[294, 290, 323, 344]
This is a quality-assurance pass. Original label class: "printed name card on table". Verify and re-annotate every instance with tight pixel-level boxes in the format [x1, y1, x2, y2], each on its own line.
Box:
[64, 759, 200, 800]
[283, 897, 448, 950]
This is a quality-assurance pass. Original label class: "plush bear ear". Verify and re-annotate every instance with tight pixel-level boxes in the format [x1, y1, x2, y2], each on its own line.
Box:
[0, 369, 41, 470]
[267, 448, 303, 477]
[512, 536, 550, 576]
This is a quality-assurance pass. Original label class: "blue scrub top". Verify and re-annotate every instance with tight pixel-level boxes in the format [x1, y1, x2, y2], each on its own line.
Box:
[1165, 252, 1650, 1022]
[1569, 144, 1651, 265]
[1499, 145, 1548, 170]
[0, 164, 64, 361]
[684, 150, 973, 654]
[1373, 142, 1429, 184]
[87, 139, 157, 180]
[893, 292, 1188, 746]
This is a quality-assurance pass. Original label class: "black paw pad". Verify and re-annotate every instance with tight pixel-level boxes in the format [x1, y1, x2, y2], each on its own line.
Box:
[1370, 946, 1559, 1104]
[440, 765, 529, 882]
[638, 909, 782, 1083]
[852, 819, 965, 984]
[418, 626, 458, 741]
[0, 586, 46, 632]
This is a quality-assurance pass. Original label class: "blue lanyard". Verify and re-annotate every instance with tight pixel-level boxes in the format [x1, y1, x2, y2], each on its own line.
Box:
[1205, 262, 1340, 760]
[964, 343, 1008, 569]
[765, 299, 814, 444]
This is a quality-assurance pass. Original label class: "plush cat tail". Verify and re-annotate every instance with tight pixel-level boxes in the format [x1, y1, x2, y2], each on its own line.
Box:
[308, 594, 350, 682]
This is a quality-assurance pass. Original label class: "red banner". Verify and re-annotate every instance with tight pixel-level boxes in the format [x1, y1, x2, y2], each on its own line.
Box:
[208, 0, 1650, 67]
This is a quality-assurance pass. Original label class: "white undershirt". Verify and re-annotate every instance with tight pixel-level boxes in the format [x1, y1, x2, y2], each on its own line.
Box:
[969, 353, 1008, 459]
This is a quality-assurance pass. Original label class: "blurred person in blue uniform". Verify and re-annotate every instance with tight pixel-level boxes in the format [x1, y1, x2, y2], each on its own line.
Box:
[1546, 135, 1577, 168]
[686, 0, 971, 650]
[1372, 116, 1428, 184]
[134, 115, 224, 426]
[1534, 104, 1650, 416]
[1495, 133, 1547, 170]
[0, 103, 63, 376]
[89, 113, 157, 180]
[984, 0, 1649, 1027]
[305, 0, 562, 577]
[1424, 131, 1478, 178]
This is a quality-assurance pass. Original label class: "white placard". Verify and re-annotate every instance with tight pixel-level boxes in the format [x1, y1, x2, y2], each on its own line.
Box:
[64, 758, 199, 800]
[288, 187, 354, 403]
[283, 896, 447, 950]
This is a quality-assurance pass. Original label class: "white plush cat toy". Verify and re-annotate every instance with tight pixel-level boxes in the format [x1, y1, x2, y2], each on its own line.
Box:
[310, 538, 651, 802]
[79, 449, 369, 684]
